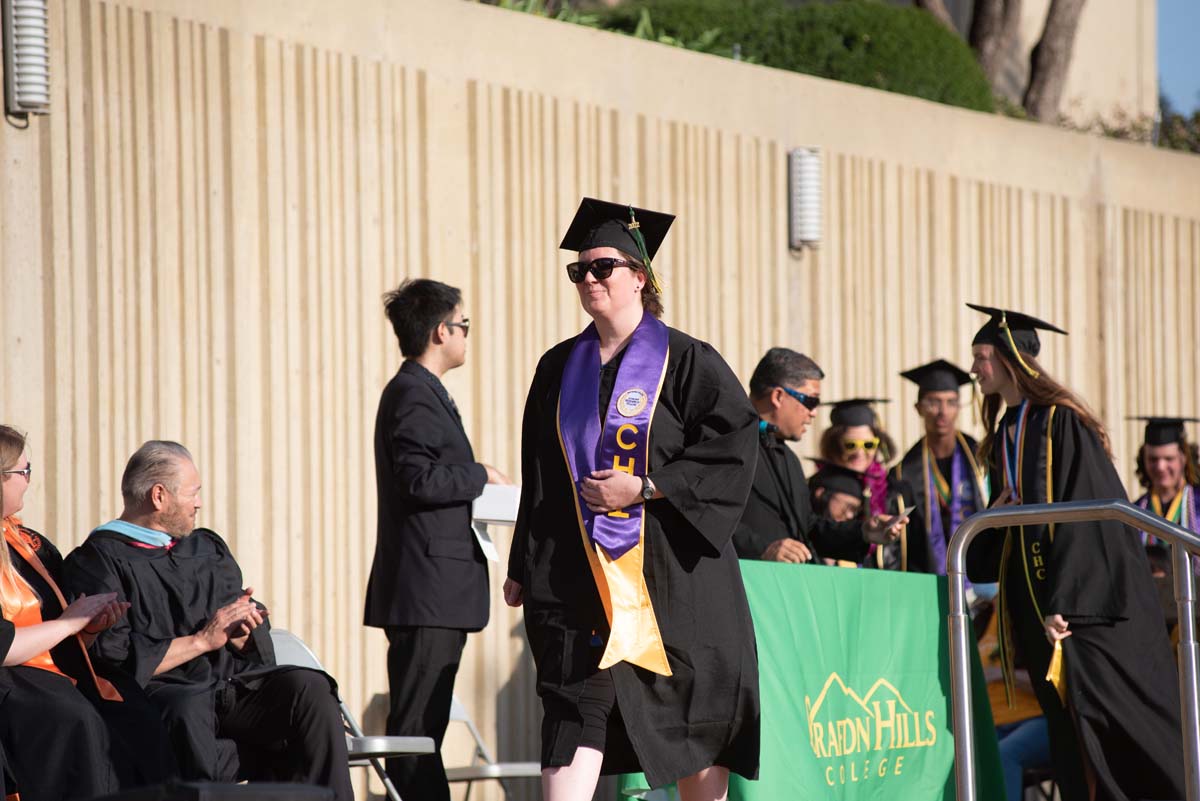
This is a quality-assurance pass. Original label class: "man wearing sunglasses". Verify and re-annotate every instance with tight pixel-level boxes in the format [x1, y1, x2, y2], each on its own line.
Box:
[733, 348, 905, 564]
[363, 278, 509, 801]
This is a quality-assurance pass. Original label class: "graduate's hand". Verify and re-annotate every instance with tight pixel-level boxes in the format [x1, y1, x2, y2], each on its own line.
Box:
[862, 513, 907, 545]
[761, 539, 813, 564]
[580, 470, 642, 513]
[61, 592, 121, 635]
[1044, 613, 1071, 644]
[991, 487, 1020, 507]
[502, 578, 523, 607]
[82, 599, 131, 635]
[483, 463, 511, 485]
[198, 589, 264, 652]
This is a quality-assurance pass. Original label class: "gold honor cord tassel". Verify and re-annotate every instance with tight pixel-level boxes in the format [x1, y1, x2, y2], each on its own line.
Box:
[596, 544, 672, 676]
[1045, 640, 1067, 705]
[1000, 314, 1040, 378]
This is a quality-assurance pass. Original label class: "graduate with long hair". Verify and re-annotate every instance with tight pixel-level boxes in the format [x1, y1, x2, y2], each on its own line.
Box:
[965, 304, 1184, 801]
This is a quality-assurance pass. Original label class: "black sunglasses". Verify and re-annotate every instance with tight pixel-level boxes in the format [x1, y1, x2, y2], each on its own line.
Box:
[444, 318, 470, 337]
[565, 258, 638, 284]
[778, 386, 820, 411]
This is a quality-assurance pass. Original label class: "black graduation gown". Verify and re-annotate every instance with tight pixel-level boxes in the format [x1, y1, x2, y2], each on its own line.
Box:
[13, 531, 175, 786]
[62, 528, 336, 784]
[892, 433, 984, 573]
[733, 432, 868, 563]
[966, 405, 1185, 801]
[0, 529, 174, 801]
[507, 327, 760, 787]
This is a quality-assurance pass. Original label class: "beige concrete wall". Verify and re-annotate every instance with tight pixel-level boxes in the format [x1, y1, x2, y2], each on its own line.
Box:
[1, 1, 1198, 798]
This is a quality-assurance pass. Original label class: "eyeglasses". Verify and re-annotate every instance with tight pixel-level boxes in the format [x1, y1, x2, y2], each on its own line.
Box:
[2, 462, 31, 481]
[444, 318, 470, 337]
[919, 396, 960, 411]
[842, 438, 880, 455]
[778, 386, 820, 411]
[565, 258, 638, 284]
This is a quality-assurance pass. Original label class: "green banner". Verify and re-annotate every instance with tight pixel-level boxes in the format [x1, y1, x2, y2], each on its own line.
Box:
[620, 563, 1005, 800]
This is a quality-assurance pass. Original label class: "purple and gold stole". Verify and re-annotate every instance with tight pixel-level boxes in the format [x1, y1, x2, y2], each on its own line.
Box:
[556, 314, 672, 676]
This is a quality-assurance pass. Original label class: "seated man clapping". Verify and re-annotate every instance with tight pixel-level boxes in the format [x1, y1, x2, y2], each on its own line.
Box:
[63, 441, 352, 800]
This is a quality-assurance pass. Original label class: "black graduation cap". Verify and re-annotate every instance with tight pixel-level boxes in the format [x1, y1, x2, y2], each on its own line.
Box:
[900, 359, 973, 395]
[823, 398, 889, 428]
[967, 303, 1067, 358]
[807, 459, 866, 501]
[560, 198, 675, 292]
[1129, 416, 1200, 447]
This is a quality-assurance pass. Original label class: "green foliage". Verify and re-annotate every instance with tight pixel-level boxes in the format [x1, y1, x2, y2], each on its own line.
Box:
[629, 7, 733, 56]
[599, 0, 994, 112]
[1158, 95, 1200, 155]
[492, 0, 601, 26]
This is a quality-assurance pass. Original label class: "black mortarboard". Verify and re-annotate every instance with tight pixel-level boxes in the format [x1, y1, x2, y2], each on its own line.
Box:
[823, 398, 890, 428]
[559, 198, 675, 292]
[968, 303, 1066, 358]
[807, 459, 866, 501]
[900, 359, 973, 395]
[1129, 416, 1200, 447]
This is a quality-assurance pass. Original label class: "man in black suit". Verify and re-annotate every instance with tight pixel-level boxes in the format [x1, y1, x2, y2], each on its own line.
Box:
[363, 279, 508, 801]
[733, 347, 901, 564]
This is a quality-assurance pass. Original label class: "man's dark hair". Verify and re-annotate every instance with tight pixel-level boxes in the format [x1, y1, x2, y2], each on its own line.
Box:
[749, 348, 825, 398]
[383, 279, 462, 358]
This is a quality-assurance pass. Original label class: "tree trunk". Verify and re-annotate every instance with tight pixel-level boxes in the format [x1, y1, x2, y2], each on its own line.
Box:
[1023, 0, 1087, 121]
[914, 0, 958, 32]
[969, 0, 1023, 87]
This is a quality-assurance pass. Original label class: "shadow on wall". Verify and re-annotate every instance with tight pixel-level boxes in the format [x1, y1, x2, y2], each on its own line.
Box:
[498, 618, 540, 801]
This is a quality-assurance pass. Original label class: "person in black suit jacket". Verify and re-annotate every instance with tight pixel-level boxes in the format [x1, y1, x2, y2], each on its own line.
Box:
[732, 348, 903, 564]
[363, 278, 508, 801]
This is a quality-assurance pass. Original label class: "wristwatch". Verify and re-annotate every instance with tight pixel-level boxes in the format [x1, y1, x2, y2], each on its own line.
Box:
[640, 476, 655, 502]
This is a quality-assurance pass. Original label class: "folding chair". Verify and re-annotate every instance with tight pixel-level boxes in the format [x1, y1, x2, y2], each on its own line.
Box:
[444, 694, 540, 801]
[269, 629, 435, 801]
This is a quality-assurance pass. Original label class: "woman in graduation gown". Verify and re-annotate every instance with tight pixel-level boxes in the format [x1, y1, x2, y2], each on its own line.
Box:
[504, 198, 760, 801]
[0, 425, 173, 800]
[964, 305, 1184, 801]
[817, 399, 930, 572]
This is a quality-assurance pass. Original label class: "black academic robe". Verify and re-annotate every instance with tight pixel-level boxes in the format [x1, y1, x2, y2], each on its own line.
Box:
[966, 404, 1185, 801]
[733, 432, 868, 563]
[0, 528, 174, 800]
[507, 327, 760, 788]
[892, 433, 985, 573]
[62, 528, 338, 786]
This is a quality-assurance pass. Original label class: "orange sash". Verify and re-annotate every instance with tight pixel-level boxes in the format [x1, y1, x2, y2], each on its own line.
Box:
[2, 518, 122, 701]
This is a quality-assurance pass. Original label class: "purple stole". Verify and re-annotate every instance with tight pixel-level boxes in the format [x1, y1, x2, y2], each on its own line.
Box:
[556, 313, 672, 676]
[1136, 485, 1199, 551]
[922, 432, 987, 581]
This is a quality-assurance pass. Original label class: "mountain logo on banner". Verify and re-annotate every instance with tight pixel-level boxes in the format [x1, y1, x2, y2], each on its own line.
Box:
[803, 672, 939, 787]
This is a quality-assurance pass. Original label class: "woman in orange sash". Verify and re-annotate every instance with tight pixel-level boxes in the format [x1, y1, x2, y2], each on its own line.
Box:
[0, 425, 173, 800]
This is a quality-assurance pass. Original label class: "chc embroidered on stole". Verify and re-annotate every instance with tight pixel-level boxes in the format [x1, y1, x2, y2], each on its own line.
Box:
[556, 314, 672, 676]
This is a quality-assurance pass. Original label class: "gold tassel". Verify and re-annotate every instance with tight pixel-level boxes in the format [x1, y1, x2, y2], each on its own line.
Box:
[1000, 313, 1040, 378]
[1045, 639, 1067, 705]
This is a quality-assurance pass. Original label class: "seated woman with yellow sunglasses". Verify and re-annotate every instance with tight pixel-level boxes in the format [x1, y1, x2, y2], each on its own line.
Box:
[816, 398, 929, 572]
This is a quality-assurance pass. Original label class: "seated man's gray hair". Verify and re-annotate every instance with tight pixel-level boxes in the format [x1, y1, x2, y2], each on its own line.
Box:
[122, 440, 194, 506]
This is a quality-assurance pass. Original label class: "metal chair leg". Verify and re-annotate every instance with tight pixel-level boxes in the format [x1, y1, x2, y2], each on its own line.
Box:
[369, 756, 403, 801]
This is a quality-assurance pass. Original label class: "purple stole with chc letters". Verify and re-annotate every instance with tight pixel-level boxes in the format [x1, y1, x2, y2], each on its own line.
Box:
[556, 313, 672, 676]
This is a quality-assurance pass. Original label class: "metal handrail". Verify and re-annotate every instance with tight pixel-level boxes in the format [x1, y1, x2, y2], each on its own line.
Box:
[946, 499, 1200, 801]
